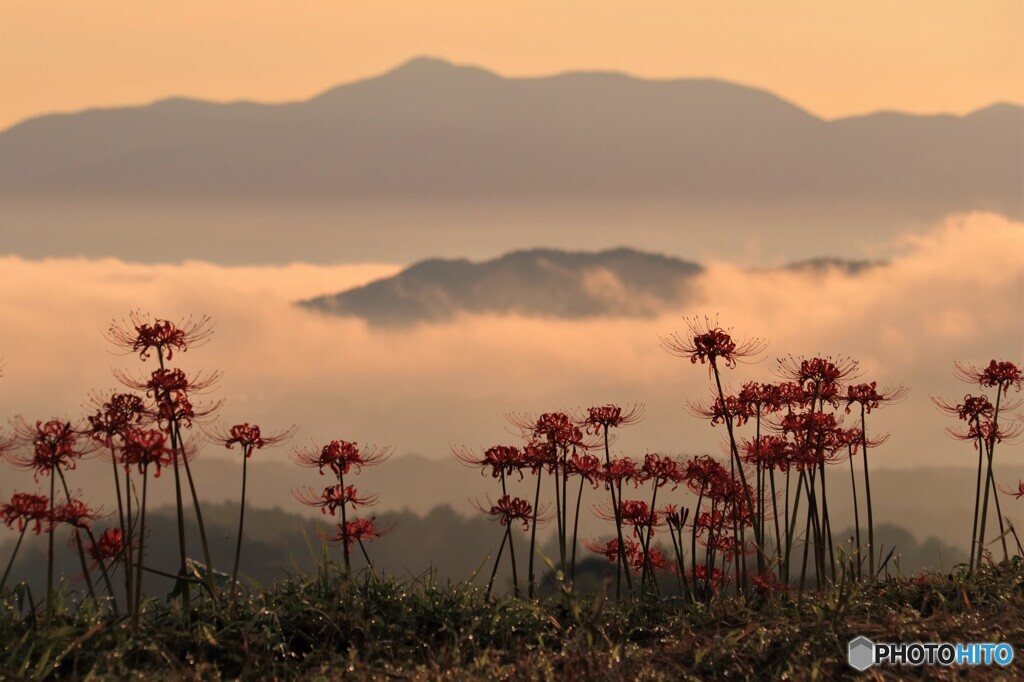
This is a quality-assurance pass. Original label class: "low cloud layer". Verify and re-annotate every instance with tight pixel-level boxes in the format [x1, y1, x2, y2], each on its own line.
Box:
[0, 213, 1021, 471]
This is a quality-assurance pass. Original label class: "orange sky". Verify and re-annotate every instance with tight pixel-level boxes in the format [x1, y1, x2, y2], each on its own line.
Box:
[2, 0, 1022, 131]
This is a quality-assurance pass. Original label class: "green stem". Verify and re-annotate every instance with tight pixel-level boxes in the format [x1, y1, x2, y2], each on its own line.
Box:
[338, 469, 351, 575]
[46, 470, 55, 625]
[486, 528, 509, 599]
[570, 475, 585, 584]
[132, 468, 149, 633]
[1, 524, 28, 592]
[968, 431, 984, 573]
[604, 427, 633, 596]
[860, 404, 876, 579]
[231, 450, 249, 597]
[527, 467, 543, 598]
[847, 446, 862, 580]
[175, 421, 217, 601]
[711, 362, 764, 578]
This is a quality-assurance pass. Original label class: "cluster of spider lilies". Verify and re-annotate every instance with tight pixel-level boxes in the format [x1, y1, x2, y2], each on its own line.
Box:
[0, 313, 386, 630]
[458, 320, 1024, 602]
[0, 313, 1021, 630]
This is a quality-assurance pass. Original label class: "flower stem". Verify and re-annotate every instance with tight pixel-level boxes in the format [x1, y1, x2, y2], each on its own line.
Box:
[231, 450, 249, 599]
[131, 467, 149, 633]
[0, 524, 28, 592]
[527, 467, 543, 598]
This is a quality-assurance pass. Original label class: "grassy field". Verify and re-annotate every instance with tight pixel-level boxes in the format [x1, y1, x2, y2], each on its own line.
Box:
[1, 558, 1020, 680]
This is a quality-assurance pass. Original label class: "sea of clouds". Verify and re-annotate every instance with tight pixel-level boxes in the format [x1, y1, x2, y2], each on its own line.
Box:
[0, 213, 1021, 470]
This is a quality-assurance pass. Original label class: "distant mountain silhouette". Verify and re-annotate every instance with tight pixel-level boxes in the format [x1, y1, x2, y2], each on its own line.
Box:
[1, 57, 1020, 220]
[300, 247, 702, 325]
[780, 257, 883, 275]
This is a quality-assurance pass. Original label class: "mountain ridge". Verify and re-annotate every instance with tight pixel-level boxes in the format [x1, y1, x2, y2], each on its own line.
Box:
[300, 246, 702, 325]
[4, 57, 1018, 133]
[298, 246, 888, 325]
[1, 56, 1019, 221]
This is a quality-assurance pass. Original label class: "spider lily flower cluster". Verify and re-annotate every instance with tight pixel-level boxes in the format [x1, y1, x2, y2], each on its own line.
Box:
[657, 318, 911, 596]
[934, 360, 1024, 570]
[292, 440, 391, 575]
[0, 310, 1021, 631]
[1, 313, 292, 630]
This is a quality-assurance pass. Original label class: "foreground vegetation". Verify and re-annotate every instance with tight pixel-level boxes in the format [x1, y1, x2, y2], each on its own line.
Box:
[0, 559, 1020, 680]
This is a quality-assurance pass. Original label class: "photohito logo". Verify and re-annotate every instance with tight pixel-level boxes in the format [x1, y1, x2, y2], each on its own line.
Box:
[848, 636, 1014, 671]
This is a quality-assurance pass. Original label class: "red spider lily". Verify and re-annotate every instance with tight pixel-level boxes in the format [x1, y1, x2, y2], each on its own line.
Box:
[601, 456, 642, 488]
[692, 509, 728, 537]
[777, 411, 840, 439]
[148, 371, 222, 427]
[88, 527, 125, 563]
[597, 499, 662, 536]
[999, 481, 1024, 499]
[292, 440, 391, 477]
[789, 418, 861, 463]
[86, 392, 148, 445]
[120, 428, 173, 476]
[325, 517, 391, 548]
[954, 359, 1024, 394]
[682, 455, 732, 496]
[452, 445, 527, 480]
[584, 537, 634, 564]
[107, 312, 213, 361]
[534, 412, 585, 448]
[583, 537, 665, 574]
[1, 492, 51, 534]
[777, 355, 860, 393]
[113, 367, 223, 397]
[660, 316, 767, 370]
[701, 532, 747, 560]
[845, 382, 909, 414]
[576, 403, 645, 435]
[708, 473, 747, 507]
[522, 440, 558, 473]
[56, 498, 103, 530]
[507, 411, 601, 450]
[148, 368, 190, 394]
[0, 428, 14, 460]
[737, 382, 788, 414]
[946, 418, 1023, 447]
[294, 484, 378, 515]
[9, 418, 94, 477]
[690, 564, 725, 588]
[640, 453, 685, 489]
[848, 429, 889, 452]
[474, 495, 536, 530]
[741, 435, 792, 469]
[566, 453, 603, 486]
[639, 546, 669, 574]
[751, 571, 787, 595]
[773, 381, 810, 411]
[207, 422, 295, 455]
[932, 394, 998, 422]
[687, 393, 753, 426]
[115, 368, 223, 428]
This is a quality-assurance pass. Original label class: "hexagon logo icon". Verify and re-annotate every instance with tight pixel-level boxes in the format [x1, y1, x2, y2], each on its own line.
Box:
[848, 636, 875, 671]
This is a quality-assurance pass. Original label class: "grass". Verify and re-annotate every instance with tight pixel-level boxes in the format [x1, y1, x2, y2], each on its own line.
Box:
[1, 558, 1021, 680]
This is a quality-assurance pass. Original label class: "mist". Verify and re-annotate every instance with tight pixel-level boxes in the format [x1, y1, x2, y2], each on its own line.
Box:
[0, 213, 1021, 471]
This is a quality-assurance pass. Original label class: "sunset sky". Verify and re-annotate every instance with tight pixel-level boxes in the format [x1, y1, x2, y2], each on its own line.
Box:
[2, 0, 1022, 130]
[0, 0, 1021, 562]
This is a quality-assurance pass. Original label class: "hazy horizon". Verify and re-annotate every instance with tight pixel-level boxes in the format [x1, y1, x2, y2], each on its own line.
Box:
[3, 1, 1022, 130]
